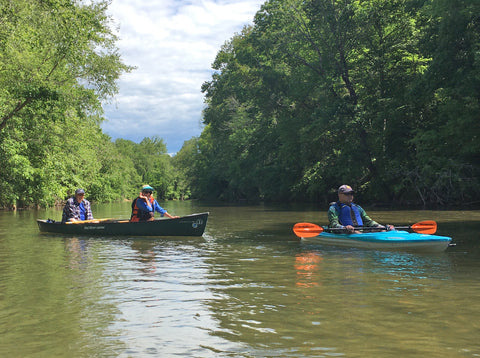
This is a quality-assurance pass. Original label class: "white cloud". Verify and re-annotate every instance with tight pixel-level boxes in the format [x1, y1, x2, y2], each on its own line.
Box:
[102, 0, 265, 153]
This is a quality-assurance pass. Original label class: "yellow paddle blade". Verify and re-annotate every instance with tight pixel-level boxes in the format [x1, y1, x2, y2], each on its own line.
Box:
[66, 218, 113, 224]
[293, 223, 324, 237]
[411, 220, 437, 234]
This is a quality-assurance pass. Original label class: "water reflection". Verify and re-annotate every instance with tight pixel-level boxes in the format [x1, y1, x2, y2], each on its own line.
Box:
[65, 237, 89, 270]
[294, 251, 323, 288]
[1, 204, 480, 357]
[130, 240, 158, 275]
[202, 236, 478, 357]
[0, 234, 126, 357]
[201, 239, 343, 357]
[369, 250, 454, 278]
[90, 237, 246, 357]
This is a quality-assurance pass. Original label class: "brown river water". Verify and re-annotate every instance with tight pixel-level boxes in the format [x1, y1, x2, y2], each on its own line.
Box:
[0, 201, 479, 357]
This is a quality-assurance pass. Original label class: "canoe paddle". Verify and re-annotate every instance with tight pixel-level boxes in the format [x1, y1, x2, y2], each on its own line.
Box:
[293, 220, 437, 237]
[65, 218, 113, 224]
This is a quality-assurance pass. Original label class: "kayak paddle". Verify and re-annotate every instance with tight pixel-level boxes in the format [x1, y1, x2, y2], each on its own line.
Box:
[405, 220, 437, 234]
[293, 220, 437, 237]
[293, 223, 325, 237]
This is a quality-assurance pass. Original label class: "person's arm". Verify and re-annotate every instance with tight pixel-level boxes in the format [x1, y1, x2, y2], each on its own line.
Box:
[152, 200, 167, 217]
[153, 200, 179, 218]
[357, 205, 381, 227]
[136, 197, 153, 212]
[84, 200, 94, 220]
[359, 207, 394, 230]
[135, 197, 155, 220]
[328, 205, 358, 233]
[62, 199, 77, 222]
[358, 205, 379, 227]
[328, 205, 343, 228]
[62, 204, 71, 222]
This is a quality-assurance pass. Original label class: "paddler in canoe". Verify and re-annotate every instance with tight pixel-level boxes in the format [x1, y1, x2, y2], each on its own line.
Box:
[328, 184, 394, 233]
[62, 188, 95, 223]
[130, 185, 179, 222]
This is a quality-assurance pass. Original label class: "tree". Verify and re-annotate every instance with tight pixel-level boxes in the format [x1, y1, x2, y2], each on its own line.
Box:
[0, 0, 132, 132]
[0, 0, 133, 208]
[115, 137, 177, 200]
[187, 0, 480, 206]
[405, 0, 480, 205]
[172, 137, 199, 200]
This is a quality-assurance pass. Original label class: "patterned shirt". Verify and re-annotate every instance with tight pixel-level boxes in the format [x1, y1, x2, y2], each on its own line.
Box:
[62, 197, 94, 222]
[328, 203, 380, 228]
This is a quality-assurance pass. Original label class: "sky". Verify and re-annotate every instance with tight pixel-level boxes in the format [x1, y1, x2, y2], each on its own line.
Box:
[102, 0, 266, 154]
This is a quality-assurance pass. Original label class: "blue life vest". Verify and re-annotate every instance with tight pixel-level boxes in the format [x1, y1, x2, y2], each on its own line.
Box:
[334, 202, 363, 226]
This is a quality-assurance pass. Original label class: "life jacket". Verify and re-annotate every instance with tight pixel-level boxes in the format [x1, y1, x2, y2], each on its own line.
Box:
[79, 201, 86, 221]
[130, 196, 155, 222]
[334, 202, 364, 227]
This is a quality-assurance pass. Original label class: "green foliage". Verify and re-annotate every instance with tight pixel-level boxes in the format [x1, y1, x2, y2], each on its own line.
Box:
[172, 138, 199, 200]
[0, 0, 137, 208]
[177, 0, 480, 206]
[115, 137, 180, 200]
[1, 0, 478, 208]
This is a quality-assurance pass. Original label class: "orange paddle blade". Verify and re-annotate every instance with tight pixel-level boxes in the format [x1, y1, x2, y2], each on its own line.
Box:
[411, 220, 437, 234]
[293, 223, 324, 237]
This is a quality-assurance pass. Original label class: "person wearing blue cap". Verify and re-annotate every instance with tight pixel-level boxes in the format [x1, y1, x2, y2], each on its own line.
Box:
[62, 188, 94, 222]
[130, 185, 179, 222]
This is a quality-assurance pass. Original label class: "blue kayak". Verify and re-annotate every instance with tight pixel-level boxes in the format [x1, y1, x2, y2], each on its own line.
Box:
[301, 230, 453, 252]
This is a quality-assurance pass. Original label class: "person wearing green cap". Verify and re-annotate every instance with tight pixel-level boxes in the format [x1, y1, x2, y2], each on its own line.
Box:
[130, 185, 179, 222]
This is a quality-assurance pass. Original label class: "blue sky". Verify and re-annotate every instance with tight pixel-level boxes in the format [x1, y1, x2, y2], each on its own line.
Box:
[103, 0, 265, 154]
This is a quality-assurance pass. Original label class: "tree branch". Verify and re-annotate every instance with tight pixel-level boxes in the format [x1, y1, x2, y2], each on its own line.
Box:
[0, 98, 32, 132]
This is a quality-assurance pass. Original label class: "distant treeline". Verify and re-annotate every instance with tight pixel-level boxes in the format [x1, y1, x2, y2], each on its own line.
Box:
[1, 0, 479, 209]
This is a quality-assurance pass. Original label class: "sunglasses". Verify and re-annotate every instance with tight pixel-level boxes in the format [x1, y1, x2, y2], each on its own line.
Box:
[143, 190, 153, 194]
[342, 192, 354, 196]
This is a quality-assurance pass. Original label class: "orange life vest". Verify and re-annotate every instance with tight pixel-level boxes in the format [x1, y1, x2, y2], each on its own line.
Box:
[130, 196, 155, 222]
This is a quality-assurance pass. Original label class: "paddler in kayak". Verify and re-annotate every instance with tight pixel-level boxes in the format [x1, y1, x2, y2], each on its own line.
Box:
[328, 185, 394, 233]
[130, 185, 179, 222]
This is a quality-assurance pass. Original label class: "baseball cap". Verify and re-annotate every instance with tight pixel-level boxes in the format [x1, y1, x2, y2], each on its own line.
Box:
[338, 185, 354, 194]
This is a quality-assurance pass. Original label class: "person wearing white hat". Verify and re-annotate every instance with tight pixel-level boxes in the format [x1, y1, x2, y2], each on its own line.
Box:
[130, 185, 179, 222]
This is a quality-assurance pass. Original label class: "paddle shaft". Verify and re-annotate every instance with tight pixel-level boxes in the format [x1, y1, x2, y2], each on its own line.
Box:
[325, 225, 399, 232]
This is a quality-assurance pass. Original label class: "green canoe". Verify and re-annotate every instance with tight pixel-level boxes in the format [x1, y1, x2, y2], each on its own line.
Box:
[37, 212, 209, 237]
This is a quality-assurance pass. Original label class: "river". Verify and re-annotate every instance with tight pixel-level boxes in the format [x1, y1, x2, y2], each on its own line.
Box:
[0, 201, 479, 357]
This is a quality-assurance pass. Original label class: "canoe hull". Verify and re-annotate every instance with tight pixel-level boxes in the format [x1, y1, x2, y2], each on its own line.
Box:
[37, 212, 209, 237]
[301, 230, 452, 252]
